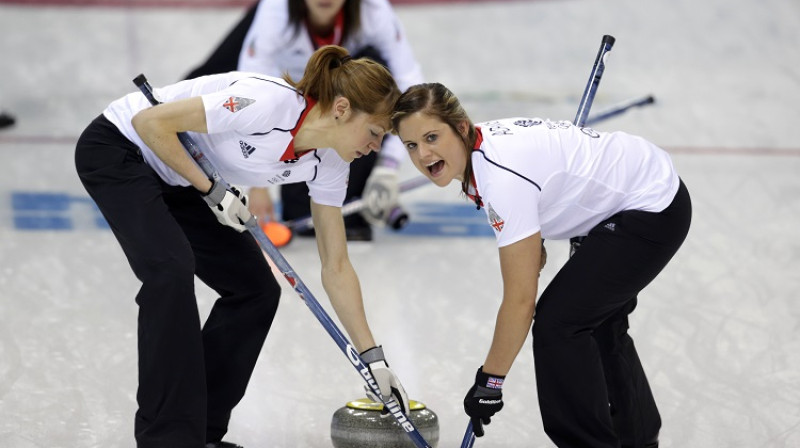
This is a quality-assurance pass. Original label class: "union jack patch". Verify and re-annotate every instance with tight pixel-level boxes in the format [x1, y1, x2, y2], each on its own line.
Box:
[486, 376, 504, 389]
[487, 203, 504, 232]
[222, 96, 255, 113]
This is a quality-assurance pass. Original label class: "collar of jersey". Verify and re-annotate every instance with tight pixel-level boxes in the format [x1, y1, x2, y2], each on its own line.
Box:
[466, 126, 484, 208]
[280, 95, 318, 161]
[308, 10, 344, 48]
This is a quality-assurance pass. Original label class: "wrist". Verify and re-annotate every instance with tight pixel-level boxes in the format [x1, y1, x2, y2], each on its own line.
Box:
[360, 345, 385, 364]
[202, 180, 226, 206]
[476, 366, 505, 390]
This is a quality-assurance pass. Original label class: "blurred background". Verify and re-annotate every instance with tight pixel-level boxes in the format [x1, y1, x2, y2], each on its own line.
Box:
[1, 0, 798, 447]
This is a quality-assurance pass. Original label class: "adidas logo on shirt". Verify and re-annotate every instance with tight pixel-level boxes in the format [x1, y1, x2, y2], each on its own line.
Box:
[604, 222, 616, 231]
[240, 140, 256, 158]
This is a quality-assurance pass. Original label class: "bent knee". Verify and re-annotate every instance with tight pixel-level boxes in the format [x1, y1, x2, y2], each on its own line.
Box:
[135, 252, 195, 286]
[532, 312, 591, 350]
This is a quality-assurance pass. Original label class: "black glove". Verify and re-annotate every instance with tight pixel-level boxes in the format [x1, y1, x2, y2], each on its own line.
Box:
[463, 366, 505, 437]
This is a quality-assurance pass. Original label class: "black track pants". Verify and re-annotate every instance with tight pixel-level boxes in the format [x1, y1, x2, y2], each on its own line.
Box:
[532, 181, 691, 448]
[75, 115, 281, 448]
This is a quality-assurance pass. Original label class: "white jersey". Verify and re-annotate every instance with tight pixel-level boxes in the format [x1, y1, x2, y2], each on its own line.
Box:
[102, 72, 349, 208]
[469, 118, 680, 246]
[238, 0, 423, 162]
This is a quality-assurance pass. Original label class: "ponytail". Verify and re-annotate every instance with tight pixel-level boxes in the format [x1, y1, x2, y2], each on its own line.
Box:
[284, 45, 400, 128]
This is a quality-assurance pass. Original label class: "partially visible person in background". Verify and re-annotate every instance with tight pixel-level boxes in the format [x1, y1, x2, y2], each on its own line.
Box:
[0, 109, 15, 129]
[186, 0, 424, 241]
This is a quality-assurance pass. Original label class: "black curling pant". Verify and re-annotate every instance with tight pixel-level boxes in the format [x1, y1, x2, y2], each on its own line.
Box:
[533, 181, 691, 448]
[75, 115, 281, 448]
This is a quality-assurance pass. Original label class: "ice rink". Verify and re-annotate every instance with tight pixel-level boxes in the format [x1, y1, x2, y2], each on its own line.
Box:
[1, 0, 799, 447]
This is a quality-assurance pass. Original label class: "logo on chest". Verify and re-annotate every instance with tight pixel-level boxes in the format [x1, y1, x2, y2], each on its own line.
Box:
[239, 140, 256, 158]
[265, 169, 294, 185]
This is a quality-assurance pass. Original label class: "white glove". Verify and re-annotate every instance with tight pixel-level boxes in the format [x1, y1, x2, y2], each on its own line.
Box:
[202, 181, 252, 232]
[360, 346, 410, 415]
[362, 164, 399, 225]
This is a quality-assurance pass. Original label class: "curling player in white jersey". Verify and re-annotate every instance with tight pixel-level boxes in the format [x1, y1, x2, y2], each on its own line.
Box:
[392, 83, 691, 448]
[75, 45, 410, 448]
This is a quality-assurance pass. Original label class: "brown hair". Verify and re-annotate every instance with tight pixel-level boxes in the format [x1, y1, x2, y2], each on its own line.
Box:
[285, 45, 400, 129]
[392, 83, 477, 194]
[288, 0, 361, 44]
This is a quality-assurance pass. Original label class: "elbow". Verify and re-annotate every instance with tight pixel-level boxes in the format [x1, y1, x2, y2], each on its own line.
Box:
[320, 256, 356, 287]
[321, 259, 349, 279]
[504, 288, 538, 315]
[522, 293, 538, 315]
[131, 109, 151, 139]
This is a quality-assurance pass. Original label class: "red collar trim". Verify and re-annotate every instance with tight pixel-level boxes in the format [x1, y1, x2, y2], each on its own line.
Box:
[280, 96, 317, 162]
[308, 10, 344, 48]
[473, 126, 484, 150]
[466, 127, 484, 207]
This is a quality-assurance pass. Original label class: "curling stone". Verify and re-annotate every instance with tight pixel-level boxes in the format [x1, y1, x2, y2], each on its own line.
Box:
[331, 398, 439, 448]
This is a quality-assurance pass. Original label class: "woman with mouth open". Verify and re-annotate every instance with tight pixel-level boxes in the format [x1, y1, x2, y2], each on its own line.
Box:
[392, 83, 691, 448]
[75, 45, 410, 448]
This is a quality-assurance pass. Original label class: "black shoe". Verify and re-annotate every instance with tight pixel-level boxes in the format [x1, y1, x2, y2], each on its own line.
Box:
[289, 217, 372, 240]
[295, 226, 316, 238]
[344, 213, 373, 242]
[206, 442, 243, 448]
[345, 224, 372, 241]
[0, 112, 15, 129]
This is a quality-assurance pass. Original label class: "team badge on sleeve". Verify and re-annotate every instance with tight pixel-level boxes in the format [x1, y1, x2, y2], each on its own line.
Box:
[222, 96, 255, 113]
[487, 203, 505, 232]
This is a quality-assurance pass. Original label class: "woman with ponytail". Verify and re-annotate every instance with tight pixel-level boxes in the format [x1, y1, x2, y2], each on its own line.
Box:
[75, 45, 408, 448]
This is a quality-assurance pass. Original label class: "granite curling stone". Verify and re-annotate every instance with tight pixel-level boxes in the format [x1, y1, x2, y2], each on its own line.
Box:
[331, 399, 439, 448]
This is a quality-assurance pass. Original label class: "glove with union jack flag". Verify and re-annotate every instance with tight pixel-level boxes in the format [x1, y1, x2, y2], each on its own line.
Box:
[463, 366, 505, 437]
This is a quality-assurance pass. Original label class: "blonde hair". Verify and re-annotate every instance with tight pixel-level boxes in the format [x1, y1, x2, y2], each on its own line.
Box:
[392, 83, 477, 194]
[285, 45, 400, 129]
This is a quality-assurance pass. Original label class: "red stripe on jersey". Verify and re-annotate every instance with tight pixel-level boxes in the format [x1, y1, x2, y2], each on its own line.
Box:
[473, 126, 484, 149]
[280, 96, 318, 161]
[466, 127, 484, 207]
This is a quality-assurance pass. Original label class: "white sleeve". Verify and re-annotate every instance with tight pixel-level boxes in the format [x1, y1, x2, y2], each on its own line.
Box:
[238, 0, 290, 76]
[483, 168, 542, 248]
[201, 79, 296, 135]
[361, 0, 424, 91]
[308, 150, 350, 207]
